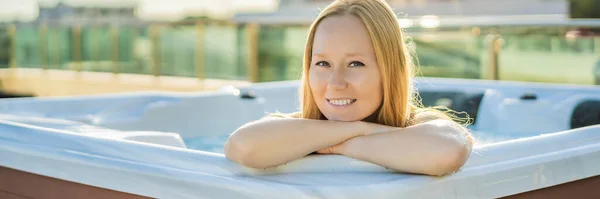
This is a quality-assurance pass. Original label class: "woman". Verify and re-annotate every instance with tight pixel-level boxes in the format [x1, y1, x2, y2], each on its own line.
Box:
[224, 0, 473, 176]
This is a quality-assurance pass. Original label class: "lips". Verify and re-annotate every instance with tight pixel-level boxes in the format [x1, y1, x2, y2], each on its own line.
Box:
[326, 98, 357, 106]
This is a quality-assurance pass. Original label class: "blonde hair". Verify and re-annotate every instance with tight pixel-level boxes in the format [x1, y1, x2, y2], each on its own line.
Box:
[298, 0, 471, 127]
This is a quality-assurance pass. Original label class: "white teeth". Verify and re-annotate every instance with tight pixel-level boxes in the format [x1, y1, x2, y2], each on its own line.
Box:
[329, 99, 354, 106]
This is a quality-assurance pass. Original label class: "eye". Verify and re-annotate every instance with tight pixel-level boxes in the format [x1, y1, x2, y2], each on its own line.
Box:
[349, 61, 365, 67]
[315, 61, 330, 67]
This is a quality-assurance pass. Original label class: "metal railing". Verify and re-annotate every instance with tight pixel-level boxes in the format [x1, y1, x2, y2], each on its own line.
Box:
[3, 16, 600, 84]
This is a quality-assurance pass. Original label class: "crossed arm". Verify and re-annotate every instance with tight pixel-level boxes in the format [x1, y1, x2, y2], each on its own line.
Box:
[224, 116, 473, 176]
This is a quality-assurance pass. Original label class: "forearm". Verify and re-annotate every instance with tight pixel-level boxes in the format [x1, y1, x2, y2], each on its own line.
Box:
[341, 120, 472, 176]
[224, 118, 365, 168]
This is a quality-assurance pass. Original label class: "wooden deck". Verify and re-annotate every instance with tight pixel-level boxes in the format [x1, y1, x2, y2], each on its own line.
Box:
[502, 174, 600, 199]
[0, 166, 152, 199]
[0, 68, 251, 97]
[1, 164, 599, 198]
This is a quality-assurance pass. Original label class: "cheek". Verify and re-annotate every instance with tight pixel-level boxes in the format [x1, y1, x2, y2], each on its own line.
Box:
[308, 70, 326, 96]
[372, 75, 383, 101]
[349, 70, 382, 100]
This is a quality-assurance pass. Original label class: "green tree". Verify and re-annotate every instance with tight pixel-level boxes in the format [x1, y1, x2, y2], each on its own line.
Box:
[569, 0, 600, 18]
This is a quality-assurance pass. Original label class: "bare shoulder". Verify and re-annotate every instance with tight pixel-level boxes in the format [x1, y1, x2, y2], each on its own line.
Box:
[408, 109, 453, 126]
[409, 108, 474, 143]
[262, 112, 302, 120]
[236, 112, 301, 130]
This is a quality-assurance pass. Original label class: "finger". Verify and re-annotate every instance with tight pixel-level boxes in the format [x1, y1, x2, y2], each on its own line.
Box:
[317, 147, 332, 154]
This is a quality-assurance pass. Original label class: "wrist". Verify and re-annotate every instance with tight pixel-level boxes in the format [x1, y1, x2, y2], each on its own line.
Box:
[338, 135, 363, 157]
[351, 121, 369, 136]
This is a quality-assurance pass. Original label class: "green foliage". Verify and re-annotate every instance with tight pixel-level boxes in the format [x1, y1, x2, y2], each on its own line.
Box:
[569, 0, 600, 18]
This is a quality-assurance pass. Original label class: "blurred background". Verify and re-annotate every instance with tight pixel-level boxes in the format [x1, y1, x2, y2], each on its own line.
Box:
[0, 0, 599, 97]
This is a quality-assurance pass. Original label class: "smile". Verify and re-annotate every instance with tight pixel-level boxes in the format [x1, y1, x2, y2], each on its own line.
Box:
[326, 98, 357, 106]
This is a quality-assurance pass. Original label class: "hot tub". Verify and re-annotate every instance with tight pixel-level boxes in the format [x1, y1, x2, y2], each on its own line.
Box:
[0, 77, 599, 199]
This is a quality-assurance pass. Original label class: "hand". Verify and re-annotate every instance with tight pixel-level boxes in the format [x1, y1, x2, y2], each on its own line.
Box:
[316, 135, 363, 155]
[362, 121, 398, 135]
[317, 122, 397, 154]
[316, 140, 350, 154]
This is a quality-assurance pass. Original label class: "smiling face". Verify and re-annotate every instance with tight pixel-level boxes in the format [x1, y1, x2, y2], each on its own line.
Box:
[308, 15, 383, 122]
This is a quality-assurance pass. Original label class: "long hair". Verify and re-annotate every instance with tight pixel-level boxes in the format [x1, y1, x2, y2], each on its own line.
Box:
[298, 0, 470, 128]
[300, 0, 412, 127]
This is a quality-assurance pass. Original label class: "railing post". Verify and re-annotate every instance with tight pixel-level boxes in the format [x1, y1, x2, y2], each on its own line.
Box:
[487, 34, 502, 80]
[40, 23, 48, 70]
[195, 21, 205, 80]
[150, 24, 161, 77]
[594, 37, 600, 54]
[246, 23, 260, 83]
[111, 24, 120, 74]
[8, 24, 16, 69]
[131, 25, 139, 74]
[72, 25, 82, 72]
[91, 25, 100, 71]
[52, 26, 61, 69]
[550, 36, 561, 53]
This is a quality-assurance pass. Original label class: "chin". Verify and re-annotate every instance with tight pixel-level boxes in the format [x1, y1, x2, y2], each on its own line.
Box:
[323, 114, 362, 122]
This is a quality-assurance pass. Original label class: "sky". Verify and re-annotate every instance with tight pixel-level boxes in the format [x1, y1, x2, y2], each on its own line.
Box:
[0, 0, 277, 21]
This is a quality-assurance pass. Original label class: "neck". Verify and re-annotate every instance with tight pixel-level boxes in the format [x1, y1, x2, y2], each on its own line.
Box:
[362, 109, 379, 123]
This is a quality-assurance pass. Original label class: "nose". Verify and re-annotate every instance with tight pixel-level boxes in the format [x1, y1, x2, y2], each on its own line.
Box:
[327, 69, 348, 90]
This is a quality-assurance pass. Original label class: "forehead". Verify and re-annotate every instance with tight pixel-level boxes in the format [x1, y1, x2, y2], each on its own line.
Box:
[312, 15, 375, 56]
